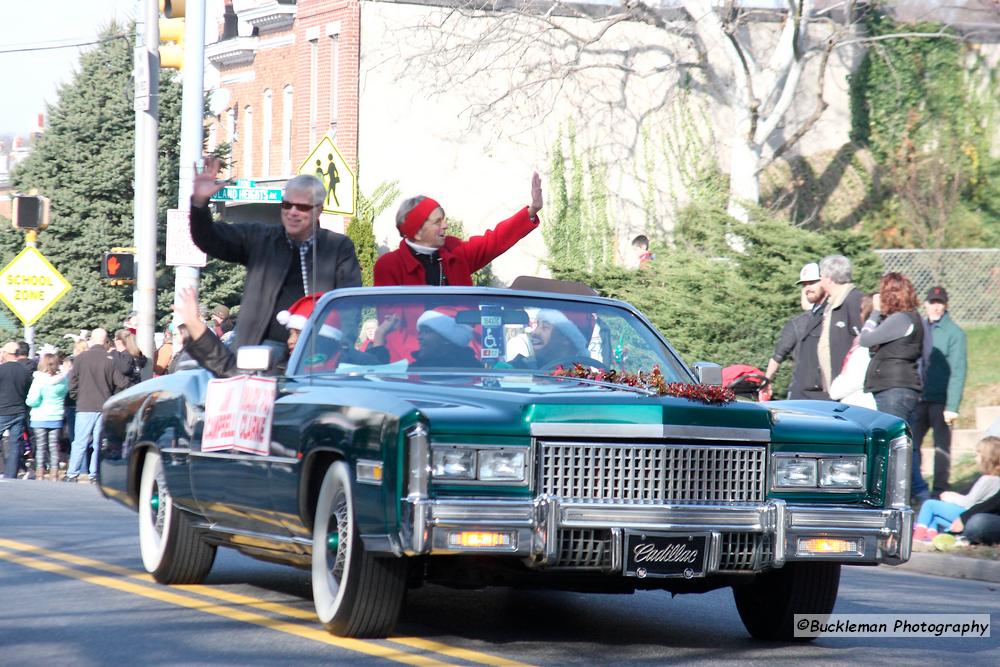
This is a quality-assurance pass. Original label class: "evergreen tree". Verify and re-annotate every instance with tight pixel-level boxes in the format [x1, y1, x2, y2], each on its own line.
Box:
[5, 24, 244, 343]
[349, 179, 399, 286]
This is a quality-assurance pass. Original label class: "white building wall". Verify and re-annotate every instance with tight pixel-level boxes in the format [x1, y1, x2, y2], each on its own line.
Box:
[358, 3, 859, 282]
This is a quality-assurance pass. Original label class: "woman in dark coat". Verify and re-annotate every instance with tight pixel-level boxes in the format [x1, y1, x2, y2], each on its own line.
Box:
[860, 272, 924, 420]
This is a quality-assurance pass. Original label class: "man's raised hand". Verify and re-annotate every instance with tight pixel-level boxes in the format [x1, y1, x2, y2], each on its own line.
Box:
[192, 156, 226, 207]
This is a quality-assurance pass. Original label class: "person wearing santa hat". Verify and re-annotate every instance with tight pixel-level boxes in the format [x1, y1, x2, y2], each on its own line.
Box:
[410, 309, 477, 369]
[511, 309, 594, 369]
[175, 289, 390, 377]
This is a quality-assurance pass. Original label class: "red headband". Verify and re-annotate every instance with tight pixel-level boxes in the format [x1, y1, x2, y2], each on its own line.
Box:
[400, 197, 441, 238]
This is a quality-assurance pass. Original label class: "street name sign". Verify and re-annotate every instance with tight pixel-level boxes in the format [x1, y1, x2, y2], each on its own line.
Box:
[210, 183, 284, 203]
[298, 136, 356, 216]
[0, 247, 72, 325]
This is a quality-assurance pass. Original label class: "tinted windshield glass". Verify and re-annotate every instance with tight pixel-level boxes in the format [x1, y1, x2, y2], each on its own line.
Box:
[290, 292, 690, 381]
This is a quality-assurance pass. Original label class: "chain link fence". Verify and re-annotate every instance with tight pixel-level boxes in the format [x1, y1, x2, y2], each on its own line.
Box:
[875, 249, 1000, 325]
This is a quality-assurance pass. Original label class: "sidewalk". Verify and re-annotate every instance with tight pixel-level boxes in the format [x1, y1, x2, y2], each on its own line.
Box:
[895, 542, 1000, 583]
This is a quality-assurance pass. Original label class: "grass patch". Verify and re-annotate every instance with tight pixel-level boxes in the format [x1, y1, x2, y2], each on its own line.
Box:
[956, 324, 1000, 429]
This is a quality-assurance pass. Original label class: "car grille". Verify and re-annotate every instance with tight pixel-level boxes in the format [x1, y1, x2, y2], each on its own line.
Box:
[539, 441, 767, 503]
[553, 529, 771, 571]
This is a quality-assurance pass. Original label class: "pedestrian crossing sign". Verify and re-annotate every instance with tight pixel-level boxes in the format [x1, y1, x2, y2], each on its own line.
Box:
[298, 136, 356, 216]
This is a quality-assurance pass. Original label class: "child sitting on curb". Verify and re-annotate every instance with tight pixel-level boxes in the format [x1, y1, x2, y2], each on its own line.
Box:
[913, 436, 1000, 543]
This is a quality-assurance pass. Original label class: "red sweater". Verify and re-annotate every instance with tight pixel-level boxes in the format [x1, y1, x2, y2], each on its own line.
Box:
[373, 206, 538, 360]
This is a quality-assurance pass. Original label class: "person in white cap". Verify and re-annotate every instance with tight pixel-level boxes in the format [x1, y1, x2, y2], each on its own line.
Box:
[764, 262, 828, 400]
[411, 309, 477, 369]
[509, 309, 592, 369]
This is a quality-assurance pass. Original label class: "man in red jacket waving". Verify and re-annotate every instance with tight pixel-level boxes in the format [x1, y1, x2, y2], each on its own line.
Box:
[373, 173, 543, 361]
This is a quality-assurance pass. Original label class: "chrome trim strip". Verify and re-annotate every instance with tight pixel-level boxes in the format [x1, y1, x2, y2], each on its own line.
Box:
[430, 500, 535, 525]
[192, 522, 311, 546]
[559, 503, 766, 530]
[189, 450, 299, 464]
[788, 508, 894, 530]
[529, 423, 771, 442]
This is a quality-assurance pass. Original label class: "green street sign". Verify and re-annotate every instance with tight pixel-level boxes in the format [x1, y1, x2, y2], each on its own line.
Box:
[210, 185, 283, 203]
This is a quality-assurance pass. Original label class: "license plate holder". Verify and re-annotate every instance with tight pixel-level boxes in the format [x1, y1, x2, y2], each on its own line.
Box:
[623, 531, 709, 579]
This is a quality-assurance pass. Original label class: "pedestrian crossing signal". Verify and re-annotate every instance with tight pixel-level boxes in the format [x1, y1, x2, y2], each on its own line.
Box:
[11, 195, 50, 230]
[102, 251, 135, 284]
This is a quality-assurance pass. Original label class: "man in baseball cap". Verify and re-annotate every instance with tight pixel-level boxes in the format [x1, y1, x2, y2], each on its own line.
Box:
[764, 262, 828, 399]
[911, 285, 967, 501]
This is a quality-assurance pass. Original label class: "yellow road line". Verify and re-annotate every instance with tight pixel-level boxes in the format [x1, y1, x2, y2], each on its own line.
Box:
[0, 546, 451, 666]
[0, 539, 535, 667]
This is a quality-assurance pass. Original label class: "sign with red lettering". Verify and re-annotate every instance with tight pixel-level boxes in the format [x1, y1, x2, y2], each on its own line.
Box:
[201, 375, 276, 455]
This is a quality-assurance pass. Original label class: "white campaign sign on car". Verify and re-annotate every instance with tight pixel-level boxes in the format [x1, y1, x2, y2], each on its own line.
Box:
[201, 375, 277, 455]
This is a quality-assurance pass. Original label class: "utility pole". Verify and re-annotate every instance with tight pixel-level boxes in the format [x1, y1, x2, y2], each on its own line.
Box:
[172, 0, 207, 314]
[133, 0, 160, 360]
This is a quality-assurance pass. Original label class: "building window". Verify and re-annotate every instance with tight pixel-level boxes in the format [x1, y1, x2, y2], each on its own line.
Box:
[243, 105, 253, 178]
[282, 85, 293, 176]
[309, 39, 318, 147]
[329, 33, 339, 137]
[262, 89, 272, 177]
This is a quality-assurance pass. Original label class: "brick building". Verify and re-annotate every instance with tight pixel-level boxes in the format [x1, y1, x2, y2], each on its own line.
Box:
[205, 0, 359, 229]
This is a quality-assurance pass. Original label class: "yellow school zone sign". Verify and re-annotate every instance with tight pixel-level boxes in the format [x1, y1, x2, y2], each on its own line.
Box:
[298, 136, 356, 216]
[0, 247, 72, 325]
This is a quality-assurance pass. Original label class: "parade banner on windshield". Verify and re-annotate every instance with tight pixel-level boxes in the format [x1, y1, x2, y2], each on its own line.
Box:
[202, 375, 277, 456]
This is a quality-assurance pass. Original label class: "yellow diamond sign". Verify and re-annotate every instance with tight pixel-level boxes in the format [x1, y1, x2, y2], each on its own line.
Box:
[0, 247, 72, 325]
[298, 136, 356, 216]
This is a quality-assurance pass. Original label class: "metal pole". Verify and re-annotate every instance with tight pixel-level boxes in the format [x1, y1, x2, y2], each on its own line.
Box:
[173, 0, 206, 317]
[134, 0, 159, 360]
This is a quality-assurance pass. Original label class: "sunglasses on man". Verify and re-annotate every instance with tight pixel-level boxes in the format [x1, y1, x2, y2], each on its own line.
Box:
[281, 200, 318, 212]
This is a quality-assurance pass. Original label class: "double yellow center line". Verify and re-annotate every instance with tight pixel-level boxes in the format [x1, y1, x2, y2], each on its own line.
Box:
[0, 539, 533, 667]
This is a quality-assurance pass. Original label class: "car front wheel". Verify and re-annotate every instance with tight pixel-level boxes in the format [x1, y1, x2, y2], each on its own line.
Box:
[732, 562, 841, 641]
[138, 448, 216, 584]
[311, 461, 407, 637]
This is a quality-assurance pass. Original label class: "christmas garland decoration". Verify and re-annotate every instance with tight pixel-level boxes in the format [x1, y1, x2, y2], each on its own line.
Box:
[551, 364, 735, 405]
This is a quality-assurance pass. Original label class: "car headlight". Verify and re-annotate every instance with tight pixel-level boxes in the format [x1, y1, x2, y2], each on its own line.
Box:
[431, 447, 476, 479]
[478, 449, 526, 481]
[774, 457, 817, 488]
[819, 457, 865, 489]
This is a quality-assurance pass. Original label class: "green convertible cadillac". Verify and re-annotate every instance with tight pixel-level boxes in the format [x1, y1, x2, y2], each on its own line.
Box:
[98, 284, 913, 641]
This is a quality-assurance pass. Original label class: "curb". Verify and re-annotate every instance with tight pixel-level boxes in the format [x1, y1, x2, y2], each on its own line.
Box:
[895, 551, 1000, 584]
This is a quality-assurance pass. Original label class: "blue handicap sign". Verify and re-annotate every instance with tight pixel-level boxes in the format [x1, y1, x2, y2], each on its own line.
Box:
[478, 305, 505, 365]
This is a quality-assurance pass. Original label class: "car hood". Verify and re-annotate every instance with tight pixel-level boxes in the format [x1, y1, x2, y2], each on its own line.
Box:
[318, 374, 868, 445]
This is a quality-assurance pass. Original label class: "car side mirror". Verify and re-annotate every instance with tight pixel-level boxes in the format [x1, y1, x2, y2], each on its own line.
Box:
[692, 361, 723, 386]
[237, 345, 273, 373]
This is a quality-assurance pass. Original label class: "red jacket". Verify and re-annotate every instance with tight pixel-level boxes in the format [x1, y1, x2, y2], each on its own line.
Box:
[374, 206, 538, 360]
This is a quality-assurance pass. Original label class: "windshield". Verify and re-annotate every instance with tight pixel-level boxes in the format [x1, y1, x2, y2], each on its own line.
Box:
[289, 292, 691, 382]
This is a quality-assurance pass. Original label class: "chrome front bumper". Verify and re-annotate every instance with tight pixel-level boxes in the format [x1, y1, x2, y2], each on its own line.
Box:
[393, 496, 913, 571]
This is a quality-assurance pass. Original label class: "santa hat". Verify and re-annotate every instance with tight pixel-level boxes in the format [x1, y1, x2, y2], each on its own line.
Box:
[416, 309, 473, 347]
[536, 309, 592, 352]
[275, 293, 343, 341]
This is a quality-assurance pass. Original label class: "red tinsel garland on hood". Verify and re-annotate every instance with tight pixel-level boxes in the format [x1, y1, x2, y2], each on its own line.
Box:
[551, 364, 735, 405]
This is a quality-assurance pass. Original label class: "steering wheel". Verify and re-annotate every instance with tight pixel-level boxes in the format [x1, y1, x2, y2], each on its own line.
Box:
[542, 356, 610, 371]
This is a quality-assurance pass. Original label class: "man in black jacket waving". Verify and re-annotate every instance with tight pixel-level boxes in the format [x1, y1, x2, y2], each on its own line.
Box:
[189, 157, 362, 353]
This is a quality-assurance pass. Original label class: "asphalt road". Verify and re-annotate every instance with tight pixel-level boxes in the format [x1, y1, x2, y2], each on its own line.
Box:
[1, 479, 997, 666]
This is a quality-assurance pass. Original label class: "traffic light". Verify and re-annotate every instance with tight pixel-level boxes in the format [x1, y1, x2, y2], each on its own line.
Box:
[159, 16, 185, 70]
[102, 250, 136, 284]
[159, 1, 186, 70]
[160, 0, 185, 18]
[10, 195, 50, 231]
